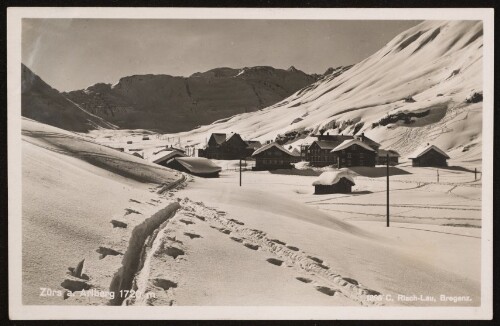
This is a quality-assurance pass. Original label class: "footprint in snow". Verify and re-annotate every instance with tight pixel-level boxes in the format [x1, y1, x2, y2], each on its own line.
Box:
[315, 286, 338, 296]
[243, 243, 259, 250]
[184, 232, 202, 239]
[266, 258, 283, 266]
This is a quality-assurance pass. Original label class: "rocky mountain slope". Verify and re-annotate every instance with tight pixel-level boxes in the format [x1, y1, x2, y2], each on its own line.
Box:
[62, 66, 320, 132]
[169, 20, 483, 162]
[21, 64, 117, 132]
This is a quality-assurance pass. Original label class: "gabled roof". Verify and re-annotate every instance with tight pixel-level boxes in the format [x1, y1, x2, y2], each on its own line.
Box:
[408, 145, 450, 159]
[313, 140, 344, 150]
[312, 170, 355, 186]
[226, 132, 243, 142]
[378, 149, 400, 157]
[291, 148, 301, 157]
[331, 139, 376, 152]
[210, 133, 227, 145]
[172, 157, 222, 174]
[354, 134, 381, 148]
[150, 150, 186, 164]
[252, 142, 293, 157]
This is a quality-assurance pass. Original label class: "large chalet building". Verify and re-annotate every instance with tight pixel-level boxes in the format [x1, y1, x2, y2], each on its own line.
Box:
[251, 143, 295, 170]
[199, 133, 261, 160]
[331, 139, 377, 168]
[304, 133, 380, 167]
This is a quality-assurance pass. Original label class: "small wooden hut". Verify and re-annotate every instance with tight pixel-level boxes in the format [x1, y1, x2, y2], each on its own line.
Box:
[313, 170, 355, 194]
[164, 157, 222, 178]
[409, 144, 449, 167]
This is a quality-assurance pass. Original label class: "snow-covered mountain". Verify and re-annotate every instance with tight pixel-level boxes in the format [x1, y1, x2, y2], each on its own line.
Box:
[171, 21, 483, 162]
[21, 64, 117, 132]
[62, 66, 319, 132]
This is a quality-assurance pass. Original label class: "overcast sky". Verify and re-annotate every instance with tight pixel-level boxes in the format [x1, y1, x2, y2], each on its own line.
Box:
[22, 19, 420, 92]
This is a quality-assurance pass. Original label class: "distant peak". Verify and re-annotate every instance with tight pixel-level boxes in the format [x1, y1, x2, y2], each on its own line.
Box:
[287, 66, 298, 72]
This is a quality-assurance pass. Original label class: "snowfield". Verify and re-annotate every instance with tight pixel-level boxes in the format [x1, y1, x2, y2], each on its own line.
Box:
[21, 118, 480, 307]
[131, 167, 480, 306]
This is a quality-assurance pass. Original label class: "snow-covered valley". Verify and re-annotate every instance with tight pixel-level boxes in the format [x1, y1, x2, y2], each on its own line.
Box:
[21, 119, 481, 307]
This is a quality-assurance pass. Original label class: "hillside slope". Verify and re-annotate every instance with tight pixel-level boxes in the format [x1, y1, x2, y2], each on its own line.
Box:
[168, 21, 483, 162]
[63, 66, 320, 132]
[21, 118, 181, 304]
[21, 64, 117, 132]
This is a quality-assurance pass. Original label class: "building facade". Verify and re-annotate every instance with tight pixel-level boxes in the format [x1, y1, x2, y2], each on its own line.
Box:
[331, 140, 377, 168]
[252, 143, 295, 170]
[314, 178, 354, 194]
[200, 133, 256, 160]
[410, 145, 449, 167]
[377, 149, 400, 166]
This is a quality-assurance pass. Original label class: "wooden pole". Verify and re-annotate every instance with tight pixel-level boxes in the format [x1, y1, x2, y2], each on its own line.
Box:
[386, 153, 390, 227]
[475, 168, 477, 181]
[239, 159, 242, 187]
[437, 169, 439, 183]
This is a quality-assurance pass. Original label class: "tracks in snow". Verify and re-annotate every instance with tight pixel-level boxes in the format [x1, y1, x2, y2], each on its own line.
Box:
[165, 197, 383, 306]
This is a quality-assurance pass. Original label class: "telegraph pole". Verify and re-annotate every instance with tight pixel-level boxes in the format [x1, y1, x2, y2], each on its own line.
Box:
[239, 158, 242, 186]
[386, 153, 390, 227]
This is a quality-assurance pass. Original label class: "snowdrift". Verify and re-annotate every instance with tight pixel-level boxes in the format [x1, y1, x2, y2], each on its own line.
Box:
[21, 119, 182, 304]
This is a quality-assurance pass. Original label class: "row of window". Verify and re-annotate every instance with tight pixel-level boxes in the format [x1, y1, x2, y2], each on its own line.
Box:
[261, 159, 286, 165]
[309, 153, 365, 159]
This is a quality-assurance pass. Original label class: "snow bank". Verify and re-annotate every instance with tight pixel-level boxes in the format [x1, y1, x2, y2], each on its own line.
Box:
[109, 202, 181, 305]
[21, 119, 183, 304]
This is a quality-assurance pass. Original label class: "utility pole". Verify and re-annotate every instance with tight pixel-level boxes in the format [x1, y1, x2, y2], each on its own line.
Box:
[239, 158, 242, 187]
[386, 153, 390, 227]
[474, 168, 477, 181]
[437, 169, 439, 183]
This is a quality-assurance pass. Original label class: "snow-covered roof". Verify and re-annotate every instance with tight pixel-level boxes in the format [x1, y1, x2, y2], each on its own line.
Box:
[226, 132, 242, 141]
[150, 150, 186, 164]
[173, 157, 222, 174]
[312, 170, 355, 186]
[291, 148, 301, 156]
[252, 142, 292, 157]
[331, 139, 376, 152]
[408, 145, 450, 159]
[314, 140, 343, 150]
[210, 133, 227, 145]
[354, 134, 381, 148]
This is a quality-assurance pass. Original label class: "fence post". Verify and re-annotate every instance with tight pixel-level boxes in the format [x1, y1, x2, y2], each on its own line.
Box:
[386, 153, 390, 227]
[239, 159, 242, 187]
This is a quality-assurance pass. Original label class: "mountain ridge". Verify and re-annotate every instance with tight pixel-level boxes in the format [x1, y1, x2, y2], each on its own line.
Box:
[61, 65, 321, 132]
[165, 20, 483, 162]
